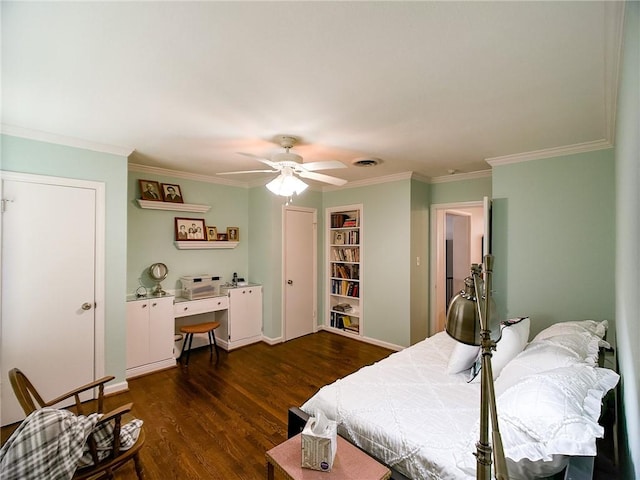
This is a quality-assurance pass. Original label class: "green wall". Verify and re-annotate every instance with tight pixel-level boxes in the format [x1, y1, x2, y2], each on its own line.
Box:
[1, 134, 129, 384]
[127, 171, 249, 293]
[491, 149, 615, 336]
[248, 186, 323, 340]
[324, 180, 412, 347]
[614, 2, 639, 477]
[410, 179, 430, 344]
[430, 174, 492, 204]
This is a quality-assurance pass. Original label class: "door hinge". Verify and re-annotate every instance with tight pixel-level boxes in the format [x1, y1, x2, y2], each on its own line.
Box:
[1, 199, 14, 213]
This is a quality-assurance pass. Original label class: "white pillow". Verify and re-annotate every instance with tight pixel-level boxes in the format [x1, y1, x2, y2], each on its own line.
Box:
[533, 320, 608, 343]
[492, 317, 530, 379]
[495, 335, 597, 396]
[468, 317, 530, 382]
[447, 341, 480, 374]
[496, 365, 619, 463]
[78, 417, 144, 467]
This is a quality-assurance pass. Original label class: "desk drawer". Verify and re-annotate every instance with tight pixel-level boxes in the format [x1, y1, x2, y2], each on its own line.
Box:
[174, 296, 229, 318]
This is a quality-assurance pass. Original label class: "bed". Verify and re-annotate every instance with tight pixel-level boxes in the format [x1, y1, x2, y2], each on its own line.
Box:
[291, 319, 618, 480]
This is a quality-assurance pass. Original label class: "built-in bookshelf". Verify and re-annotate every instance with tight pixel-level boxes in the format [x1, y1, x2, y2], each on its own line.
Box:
[326, 204, 362, 336]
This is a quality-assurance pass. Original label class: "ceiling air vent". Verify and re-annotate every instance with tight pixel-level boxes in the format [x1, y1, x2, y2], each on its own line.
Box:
[352, 158, 381, 167]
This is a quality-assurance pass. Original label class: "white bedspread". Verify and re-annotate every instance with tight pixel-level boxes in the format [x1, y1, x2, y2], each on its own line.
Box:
[301, 332, 479, 479]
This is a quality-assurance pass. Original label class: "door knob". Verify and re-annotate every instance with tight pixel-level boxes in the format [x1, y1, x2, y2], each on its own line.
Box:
[81, 302, 92, 311]
[287, 280, 293, 285]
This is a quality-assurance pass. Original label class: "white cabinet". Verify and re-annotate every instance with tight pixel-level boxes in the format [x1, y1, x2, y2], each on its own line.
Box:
[219, 285, 263, 350]
[126, 296, 175, 378]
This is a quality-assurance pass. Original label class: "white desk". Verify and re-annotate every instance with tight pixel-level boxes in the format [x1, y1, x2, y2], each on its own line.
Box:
[174, 295, 229, 353]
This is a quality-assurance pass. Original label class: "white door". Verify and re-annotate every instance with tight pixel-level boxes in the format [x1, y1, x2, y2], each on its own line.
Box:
[283, 207, 316, 341]
[1, 174, 101, 425]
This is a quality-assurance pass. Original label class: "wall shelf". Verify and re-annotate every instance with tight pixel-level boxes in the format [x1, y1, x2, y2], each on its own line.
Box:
[137, 199, 210, 213]
[174, 241, 239, 250]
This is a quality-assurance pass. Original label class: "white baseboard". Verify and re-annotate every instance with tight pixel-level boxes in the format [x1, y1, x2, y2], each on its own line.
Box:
[125, 358, 177, 379]
[318, 325, 404, 351]
[104, 380, 129, 396]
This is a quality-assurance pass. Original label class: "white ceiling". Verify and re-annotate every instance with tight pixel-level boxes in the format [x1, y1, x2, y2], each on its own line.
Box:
[1, 1, 624, 188]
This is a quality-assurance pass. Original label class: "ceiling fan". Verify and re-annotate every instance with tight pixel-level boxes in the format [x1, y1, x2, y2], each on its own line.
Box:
[218, 136, 348, 196]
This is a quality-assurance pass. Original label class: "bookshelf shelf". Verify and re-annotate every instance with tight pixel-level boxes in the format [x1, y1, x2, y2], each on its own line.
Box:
[326, 204, 363, 336]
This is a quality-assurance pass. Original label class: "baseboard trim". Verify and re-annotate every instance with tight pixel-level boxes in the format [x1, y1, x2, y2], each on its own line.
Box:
[104, 380, 129, 396]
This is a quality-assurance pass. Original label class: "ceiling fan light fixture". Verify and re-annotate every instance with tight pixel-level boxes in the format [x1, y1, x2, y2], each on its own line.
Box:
[266, 173, 308, 197]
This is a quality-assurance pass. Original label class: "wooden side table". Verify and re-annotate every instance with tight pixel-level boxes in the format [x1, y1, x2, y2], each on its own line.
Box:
[266, 433, 391, 480]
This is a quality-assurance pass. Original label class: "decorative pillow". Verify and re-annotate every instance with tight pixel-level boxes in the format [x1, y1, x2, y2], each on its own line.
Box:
[78, 417, 143, 467]
[468, 317, 530, 382]
[496, 365, 619, 463]
[447, 341, 481, 374]
[458, 364, 619, 479]
[494, 335, 598, 396]
[533, 320, 608, 344]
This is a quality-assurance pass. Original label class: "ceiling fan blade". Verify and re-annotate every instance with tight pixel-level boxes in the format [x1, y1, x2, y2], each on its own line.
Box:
[217, 169, 278, 175]
[298, 170, 348, 186]
[236, 152, 279, 169]
[300, 160, 347, 171]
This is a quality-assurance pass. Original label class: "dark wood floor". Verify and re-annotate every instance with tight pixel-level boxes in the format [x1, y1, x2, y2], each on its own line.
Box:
[2, 331, 620, 479]
[2, 331, 392, 479]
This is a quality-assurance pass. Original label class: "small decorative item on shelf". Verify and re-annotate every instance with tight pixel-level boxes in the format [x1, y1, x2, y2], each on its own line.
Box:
[161, 183, 184, 203]
[175, 217, 206, 240]
[227, 227, 239, 242]
[139, 179, 162, 201]
[217, 233, 228, 241]
[206, 226, 218, 241]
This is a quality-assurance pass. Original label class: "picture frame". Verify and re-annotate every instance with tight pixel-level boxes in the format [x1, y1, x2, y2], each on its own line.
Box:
[161, 183, 184, 203]
[139, 179, 162, 201]
[334, 231, 345, 245]
[227, 227, 239, 242]
[175, 217, 206, 241]
[217, 233, 228, 241]
[206, 226, 218, 241]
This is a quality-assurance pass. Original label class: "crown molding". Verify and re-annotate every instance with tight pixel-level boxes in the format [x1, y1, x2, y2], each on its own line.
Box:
[486, 139, 613, 167]
[430, 169, 492, 184]
[128, 162, 249, 187]
[322, 171, 415, 192]
[0, 124, 134, 157]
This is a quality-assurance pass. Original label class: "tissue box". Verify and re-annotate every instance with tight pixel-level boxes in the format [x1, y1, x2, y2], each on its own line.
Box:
[301, 414, 337, 472]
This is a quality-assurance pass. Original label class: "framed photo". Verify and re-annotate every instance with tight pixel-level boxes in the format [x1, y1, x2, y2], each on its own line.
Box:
[175, 217, 206, 241]
[139, 180, 162, 201]
[217, 233, 228, 241]
[227, 227, 239, 242]
[161, 183, 184, 203]
[334, 231, 345, 245]
[206, 226, 218, 241]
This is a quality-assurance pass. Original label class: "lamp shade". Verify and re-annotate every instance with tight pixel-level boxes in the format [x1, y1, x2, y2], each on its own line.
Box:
[446, 276, 481, 345]
[266, 172, 308, 197]
[446, 275, 501, 345]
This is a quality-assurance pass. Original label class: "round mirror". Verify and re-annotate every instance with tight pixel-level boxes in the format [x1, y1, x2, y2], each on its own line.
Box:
[148, 263, 168, 282]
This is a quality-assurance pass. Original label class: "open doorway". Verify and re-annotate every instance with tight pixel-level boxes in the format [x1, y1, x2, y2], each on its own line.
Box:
[430, 201, 485, 336]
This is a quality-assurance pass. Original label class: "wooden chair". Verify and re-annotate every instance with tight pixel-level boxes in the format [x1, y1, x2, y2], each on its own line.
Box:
[8, 368, 145, 479]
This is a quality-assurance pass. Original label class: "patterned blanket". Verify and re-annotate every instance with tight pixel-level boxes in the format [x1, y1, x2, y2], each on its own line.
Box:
[0, 408, 99, 480]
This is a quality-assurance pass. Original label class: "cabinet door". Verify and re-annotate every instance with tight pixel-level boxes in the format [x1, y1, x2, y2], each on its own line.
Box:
[229, 287, 262, 341]
[126, 301, 149, 369]
[148, 296, 175, 363]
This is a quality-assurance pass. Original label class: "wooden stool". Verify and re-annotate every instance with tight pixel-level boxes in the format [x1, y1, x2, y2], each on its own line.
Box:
[179, 321, 220, 366]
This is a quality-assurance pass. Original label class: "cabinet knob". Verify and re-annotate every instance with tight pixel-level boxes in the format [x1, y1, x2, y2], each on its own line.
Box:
[152, 303, 157, 307]
[81, 302, 93, 311]
[183, 307, 188, 311]
[142, 304, 148, 309]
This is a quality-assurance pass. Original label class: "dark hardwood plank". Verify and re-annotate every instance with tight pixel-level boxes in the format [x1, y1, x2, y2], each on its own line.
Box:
[2, 331, 392, 479]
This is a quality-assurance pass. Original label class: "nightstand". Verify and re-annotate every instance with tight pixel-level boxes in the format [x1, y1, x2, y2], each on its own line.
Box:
[266, 433, 391, 480]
